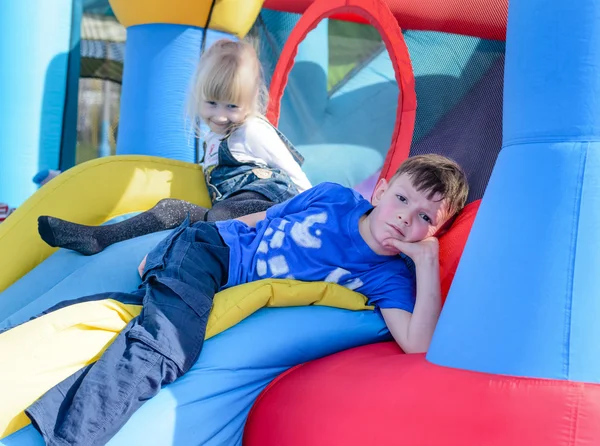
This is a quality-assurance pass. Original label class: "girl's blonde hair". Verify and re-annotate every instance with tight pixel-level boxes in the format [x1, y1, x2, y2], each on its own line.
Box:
[188, 39, 268, 133]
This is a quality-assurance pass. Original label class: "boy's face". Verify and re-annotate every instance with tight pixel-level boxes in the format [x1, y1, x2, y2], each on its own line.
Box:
[362, 173, 452, 255]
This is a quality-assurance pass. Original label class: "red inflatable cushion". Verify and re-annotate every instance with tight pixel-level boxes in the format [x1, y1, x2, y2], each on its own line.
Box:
[244, 342, 600, 446]
[438, 199, 480, 303]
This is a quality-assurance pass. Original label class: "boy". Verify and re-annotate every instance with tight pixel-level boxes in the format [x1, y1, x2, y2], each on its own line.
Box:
[27, 154, 468, 446]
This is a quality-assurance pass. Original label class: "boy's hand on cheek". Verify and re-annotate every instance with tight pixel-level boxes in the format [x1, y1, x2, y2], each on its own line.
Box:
[384, 237, 439, 264]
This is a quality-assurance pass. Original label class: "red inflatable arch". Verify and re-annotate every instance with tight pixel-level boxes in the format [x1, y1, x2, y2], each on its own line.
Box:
[266, 0, 417, 182]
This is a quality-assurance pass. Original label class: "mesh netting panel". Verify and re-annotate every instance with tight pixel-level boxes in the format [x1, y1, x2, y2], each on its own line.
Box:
[406, 32, 505, 203]
[251, 10, 384, 92]
[80, 14, 125, 83]
[81, 40, 124, 83]
[76, 14, 124, 165]
[250, 10, 301, 87]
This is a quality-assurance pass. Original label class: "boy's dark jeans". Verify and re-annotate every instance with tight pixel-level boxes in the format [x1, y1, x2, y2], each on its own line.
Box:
[25, 221, 230, 446]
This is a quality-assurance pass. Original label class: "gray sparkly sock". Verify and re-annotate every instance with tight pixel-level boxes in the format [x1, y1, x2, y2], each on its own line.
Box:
[38, 199, 208, 256]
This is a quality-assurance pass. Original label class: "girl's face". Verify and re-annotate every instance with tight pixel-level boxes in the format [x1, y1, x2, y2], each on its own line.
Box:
[199, 99, 248, 134]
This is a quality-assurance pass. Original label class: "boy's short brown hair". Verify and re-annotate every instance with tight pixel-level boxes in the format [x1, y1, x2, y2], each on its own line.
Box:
[392, 154, 469, 217]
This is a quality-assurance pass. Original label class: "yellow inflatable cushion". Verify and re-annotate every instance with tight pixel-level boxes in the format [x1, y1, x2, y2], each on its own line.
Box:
[0, 279, 371, 438]
[0, 155, 210, 294]
[109, 0, 263, 38]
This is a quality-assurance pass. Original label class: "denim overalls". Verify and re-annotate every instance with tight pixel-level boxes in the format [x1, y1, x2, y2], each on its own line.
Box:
[204, 118, 304, 204]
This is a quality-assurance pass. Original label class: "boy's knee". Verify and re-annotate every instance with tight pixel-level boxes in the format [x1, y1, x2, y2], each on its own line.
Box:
[205, 206, 235, 222]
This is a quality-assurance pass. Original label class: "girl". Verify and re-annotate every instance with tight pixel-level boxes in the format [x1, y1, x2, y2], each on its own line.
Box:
[38, 39, 311, 255]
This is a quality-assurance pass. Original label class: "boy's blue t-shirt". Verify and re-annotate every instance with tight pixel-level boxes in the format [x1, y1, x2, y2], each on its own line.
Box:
[215, 182, 416, 312]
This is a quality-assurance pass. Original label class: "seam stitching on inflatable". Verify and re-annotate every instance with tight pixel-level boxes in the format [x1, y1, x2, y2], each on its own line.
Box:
[563, 143, 587, 378]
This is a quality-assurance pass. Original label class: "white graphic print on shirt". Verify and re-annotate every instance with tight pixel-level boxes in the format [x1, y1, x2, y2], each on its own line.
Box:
[254, 211, 364, 290]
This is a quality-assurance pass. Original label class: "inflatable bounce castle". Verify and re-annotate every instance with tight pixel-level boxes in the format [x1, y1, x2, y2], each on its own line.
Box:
[1, 0, 600, 444]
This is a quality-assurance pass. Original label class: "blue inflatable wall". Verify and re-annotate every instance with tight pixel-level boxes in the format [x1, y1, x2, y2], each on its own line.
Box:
[0, 0, 76, 207]
[428, 0, 600, 383]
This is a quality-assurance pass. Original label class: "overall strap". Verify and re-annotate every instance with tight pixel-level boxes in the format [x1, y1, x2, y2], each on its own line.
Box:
[256, 116, 305, 166]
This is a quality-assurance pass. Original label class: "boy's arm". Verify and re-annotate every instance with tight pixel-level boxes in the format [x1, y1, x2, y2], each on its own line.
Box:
[235, 210, 267, 228]
[380, 237, 441, 354]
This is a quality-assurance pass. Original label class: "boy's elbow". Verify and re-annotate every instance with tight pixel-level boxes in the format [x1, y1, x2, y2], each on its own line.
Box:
[396, 337, 430, 354]
[398, 343, 426, 354]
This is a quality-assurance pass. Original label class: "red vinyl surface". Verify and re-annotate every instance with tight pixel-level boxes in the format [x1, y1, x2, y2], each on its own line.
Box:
[245, 342, 600, 445]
